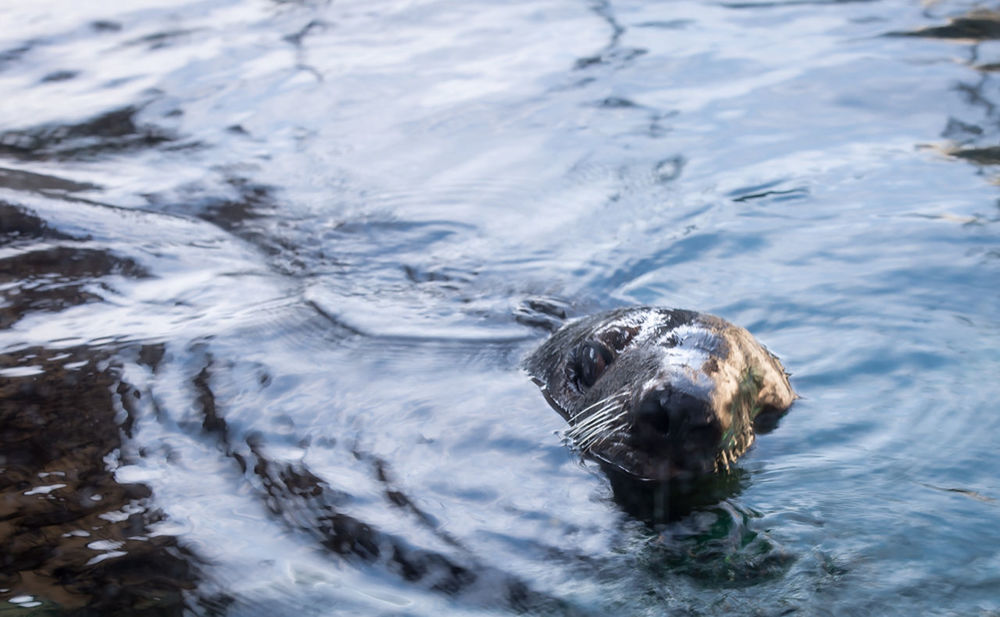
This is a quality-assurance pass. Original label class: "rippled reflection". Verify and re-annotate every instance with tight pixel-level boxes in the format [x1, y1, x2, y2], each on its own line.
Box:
[0, 0, 999, 615]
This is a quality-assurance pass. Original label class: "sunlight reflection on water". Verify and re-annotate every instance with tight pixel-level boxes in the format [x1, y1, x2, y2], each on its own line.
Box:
[0, 0, 999, 615]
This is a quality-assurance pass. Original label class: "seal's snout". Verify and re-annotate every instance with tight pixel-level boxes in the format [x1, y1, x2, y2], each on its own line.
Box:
[631, 386, 720, 468]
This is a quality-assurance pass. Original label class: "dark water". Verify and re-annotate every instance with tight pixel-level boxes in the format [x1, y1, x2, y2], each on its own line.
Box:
[1, 0, 999, 615]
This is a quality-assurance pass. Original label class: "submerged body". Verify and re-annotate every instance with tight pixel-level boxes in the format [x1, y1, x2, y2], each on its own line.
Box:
[525, 307, 796, 483]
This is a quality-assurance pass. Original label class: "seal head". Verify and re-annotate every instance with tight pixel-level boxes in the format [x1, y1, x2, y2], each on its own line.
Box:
[524, 307, 796, 483]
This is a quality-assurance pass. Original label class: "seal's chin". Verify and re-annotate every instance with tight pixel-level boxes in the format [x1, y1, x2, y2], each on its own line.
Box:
[591, 443, 723, 483]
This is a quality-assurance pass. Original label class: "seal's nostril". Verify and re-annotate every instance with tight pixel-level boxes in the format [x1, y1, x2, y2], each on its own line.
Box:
[635, 386, 714, 439]
[635, 391, 671, 434]
[668, 388, 712, 429]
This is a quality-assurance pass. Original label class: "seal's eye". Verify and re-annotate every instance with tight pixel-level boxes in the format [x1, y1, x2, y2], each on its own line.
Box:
[574, 341, 613, 389]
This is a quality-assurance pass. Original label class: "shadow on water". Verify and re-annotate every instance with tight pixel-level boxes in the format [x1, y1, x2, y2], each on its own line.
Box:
[3, 0, 999, 614]
[0, 198, 150, 329]
[176, 351, 583, 616]
[0, 345, 204, 616]
[890, 9, 1000, 41]
[0, 178, 584, 614]
[0, 106, 185, 162]
[0, 168, 99, 197]
[897, 7, 1000, 180]
[573, 1, 636, 71]
[0, 186, 208, 613]
[635, 500, 795, 589]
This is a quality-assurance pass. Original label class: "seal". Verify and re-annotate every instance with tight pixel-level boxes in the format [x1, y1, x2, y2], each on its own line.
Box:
[524, 307, 796, 484]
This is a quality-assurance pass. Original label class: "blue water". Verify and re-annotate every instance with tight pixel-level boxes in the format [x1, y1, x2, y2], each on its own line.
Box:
[1, 0, 998, 615]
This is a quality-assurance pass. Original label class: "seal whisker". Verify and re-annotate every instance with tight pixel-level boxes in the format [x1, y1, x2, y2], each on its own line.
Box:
[569, 407, 621, 435]
[570, 407, 629, 452]
[571, 406, 626, 436]
[572, 419, 621, 449]
[577, 424, 629, 453]
[567, 397, 626, 435]
[571, 392, 628, 422]
[566, 395, 628, 436]
[576, 428, 623, 452]
[569, 421, 617, 449]
[570, 419, 612, 447]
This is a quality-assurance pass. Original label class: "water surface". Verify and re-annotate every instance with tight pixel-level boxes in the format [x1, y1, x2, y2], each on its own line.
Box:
[1, 0, 998, 615]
